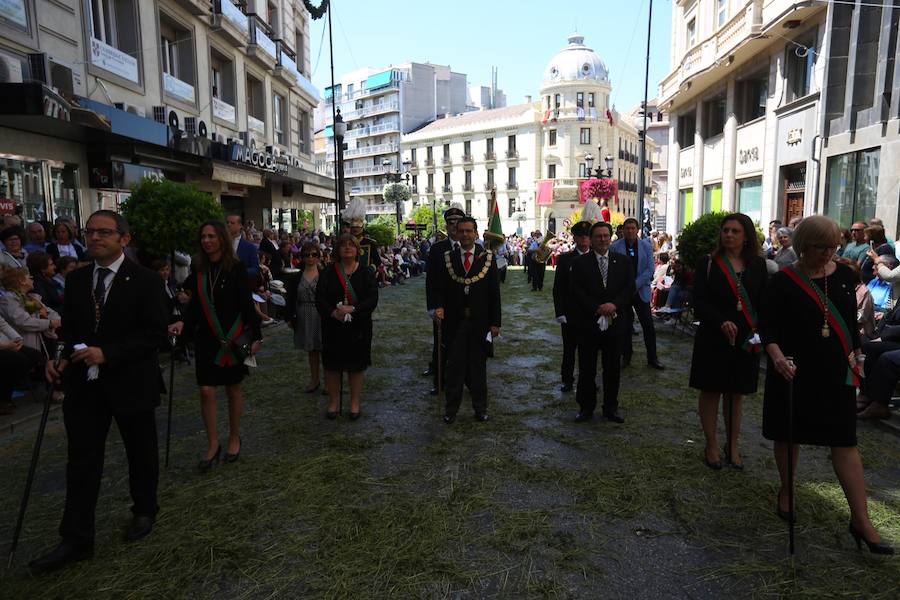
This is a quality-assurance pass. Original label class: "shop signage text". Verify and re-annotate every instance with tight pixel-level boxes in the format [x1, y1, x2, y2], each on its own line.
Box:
[680, 167, 692, 179]
[90, 37, 139, 83]
[787, 128, 803, 146]
[739, 147, 759, 164]
[229, 143, 288, 175]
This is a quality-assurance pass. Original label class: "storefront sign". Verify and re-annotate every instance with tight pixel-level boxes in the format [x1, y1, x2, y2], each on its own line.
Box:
[0, 199, 15, 215]
[90, 37, 139, 83]
[787, 128, 803, 146]
[738, 147, 759, 164]
[89, 161, 164, 189]
[229, 143, 288, 175]
[680, 167, 692, 179]
[163, 72, 195, 104]
[0, 0, 27, 30]
[213, 97, 236, 122]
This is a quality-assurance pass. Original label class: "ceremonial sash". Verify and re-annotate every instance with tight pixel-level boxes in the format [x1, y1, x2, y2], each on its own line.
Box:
[335, 263, 358, 305]
[197, 271, 244, 367]
[783, 266, 860, 387]
[713, 255, 760, 354]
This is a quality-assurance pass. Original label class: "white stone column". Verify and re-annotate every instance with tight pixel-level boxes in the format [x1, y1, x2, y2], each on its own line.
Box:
[693, 99, 704, 220]
[667, 117, 680, 234]
[722, 79, 738, 211]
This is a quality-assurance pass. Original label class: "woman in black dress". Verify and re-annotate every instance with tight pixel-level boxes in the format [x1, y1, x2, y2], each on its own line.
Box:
[170, 221, 262, 471]
[761, 215, 892, 554]
[316, 234, 378, 419]
[690, 213, 767, 470]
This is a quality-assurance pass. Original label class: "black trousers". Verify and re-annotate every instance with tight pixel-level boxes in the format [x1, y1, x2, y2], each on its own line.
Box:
[60, 387, 159, 543]
[499, 266, 507, 284]
[531, 262, 546, 291]
[861, 339, 900, 401]
[444, 320, 488, 416]
[576, 331, 622, 416]
[0, 346, 44, 402]
[560, 322, 578, 385]
[431, 320, 449, 389]
[623, 295, 658, 363]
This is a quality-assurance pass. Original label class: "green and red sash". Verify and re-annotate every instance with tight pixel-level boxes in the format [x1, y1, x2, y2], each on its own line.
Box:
[783, 266, 860, 387]
[335, 263, 358, 305]
[196, 271, 245, 367]
[714, 255, 760, 354]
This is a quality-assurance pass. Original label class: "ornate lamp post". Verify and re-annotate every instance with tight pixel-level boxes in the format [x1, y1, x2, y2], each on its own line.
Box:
[332, 108, 347, 232]
[383, 157, 412, 237]
[584, 149, 614, 179]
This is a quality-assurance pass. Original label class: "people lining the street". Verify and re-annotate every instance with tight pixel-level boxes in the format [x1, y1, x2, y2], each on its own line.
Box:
[0, 268, 60, 351]
[46, 221, 86, 262]
[26, 251, 63, 311]
[0, 226, 28, 269]
[860, 225, 894, 284]
[168, 220, 262, 472]
[689, 213, 767, 470]
[286, 241, 323, 394]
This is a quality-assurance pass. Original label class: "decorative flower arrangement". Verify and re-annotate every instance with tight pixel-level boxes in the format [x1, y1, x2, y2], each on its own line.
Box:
[579, 177, 617, 201]
[382, 182, 411, 204]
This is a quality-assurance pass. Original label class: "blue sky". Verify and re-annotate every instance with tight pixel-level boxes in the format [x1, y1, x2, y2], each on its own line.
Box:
[310, 0, 673, 112]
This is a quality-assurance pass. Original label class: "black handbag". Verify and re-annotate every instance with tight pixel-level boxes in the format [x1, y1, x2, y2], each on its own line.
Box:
[230, 330, 254, 362]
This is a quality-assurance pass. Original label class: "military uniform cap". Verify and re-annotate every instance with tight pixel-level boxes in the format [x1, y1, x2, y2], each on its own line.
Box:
[571, 221, 592, 237]
[443, 207, 465, 218]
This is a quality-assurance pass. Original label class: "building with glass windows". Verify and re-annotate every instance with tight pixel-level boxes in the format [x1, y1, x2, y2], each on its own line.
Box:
[0, 0, 333, 231]
[659, 0, 828, 233]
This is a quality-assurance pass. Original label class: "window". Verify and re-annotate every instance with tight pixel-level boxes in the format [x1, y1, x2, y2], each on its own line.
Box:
[679, 188, 694, 228]
[410, 148, 416, 162]
[463, 140, 471, 158]
[266, 0, 278, 34]
[703, 183, 722, 213]
[508, 167, 516, 185]
[0, 0, 30, 33]
[686, 17, 697, 48]
[717, 0, 728, 27]
[548, 164, 556, 179]
[588, 93, 595, 108]
[426, 146, 433, 161]
[508, 135, 516, 151]
[295, 30, 304, 76]
[443, 143, 450, 159]
[578, 163, 588, 177]
[545, 95, 551, 109]
[576, 92, 584, 108]
[210, 49, 235, 117]
[736, 70, 768, 124]
[487, 168, 494, 187]
[825, 149, 880, 227]
[273, 94, 285, 145]
[486, 138, 494, 155]
[554, 93, 560, 108]
[297, 109, 310, 154]
[464, 170, 472, 190]
[579, 127, 590, 145]
[444, 171, 450, 186]
[427, 173, 434, 191]
[677, 111, 696, 147]
[702, 95, 726, 138]
[465, 198, 472, 215]
[786, 37, 815, 101]
[737, 178, 762, 225]
[246, 74, 265, 123]
[852, 6, 883, 113]
[548, 129, 557, 146]
[411, 175, 417, 191]
[508, 198, 516, 218]
[88, 0, 140, 82]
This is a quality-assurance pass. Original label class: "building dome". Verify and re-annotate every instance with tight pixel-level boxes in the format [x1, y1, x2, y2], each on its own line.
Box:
[542, 34, 609, 85]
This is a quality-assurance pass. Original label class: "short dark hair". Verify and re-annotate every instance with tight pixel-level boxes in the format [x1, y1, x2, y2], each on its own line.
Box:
[658, 252, 670, 263]
[622, 217, 640, 228]
[590, 221, 613, 237]
[88, 210, 129, 235]
[0, 226, 24, 243]
[225, 213, 243, 223]
[769, 220, 782, 226]
[865, 225, 887, 246]
[26, 250, 52, 275]
[457, 217, 478, 230]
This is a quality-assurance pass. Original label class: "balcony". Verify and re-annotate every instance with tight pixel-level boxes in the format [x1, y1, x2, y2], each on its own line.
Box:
[247, 114, 265, 135]
[505, 149, 519, 160]
[484, 151, 496, 161]
[441, 156, 452, 166]
[408, 159, 418, 169]
[326, 100, 400, 123]
[212, 0, 249, 46]
[442, 184, 453, 193]
[348, 184, 385, 195]
[425, 186, 435, 194]
[424, 158, 435, 168]
[213, 97, 236, 123]
[332, 81, 400, 102]
[173, 0, 210, 16]
[461, 154, 473, 164]
[483, 182, 495, 191]
[276, 42, 298, 85]
[163, 72, 195, 104]
[462, 183, 473, 192]
[410, 185, 418, 194]
[344, 164, 390, 177]
[506, 182, 518, 190]
[343, 121, 400, 139]
[326, 142, 398, 160]
[248, 16, 277, 70]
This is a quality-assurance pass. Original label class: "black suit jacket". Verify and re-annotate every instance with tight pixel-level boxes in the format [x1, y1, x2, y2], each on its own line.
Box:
[59, 257, 169, 413]
[435, 246, 501, 338]
[260, 237, 282, 277]
[552, 249, 585, 323]
[425, 239, 453, 310]
[570, 251, 636, 337]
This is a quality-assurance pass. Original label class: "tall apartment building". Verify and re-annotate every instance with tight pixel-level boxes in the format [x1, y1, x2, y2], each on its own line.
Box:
[401, 34, 651, 235]
[317, 62, 504, 218]
[0, 0, 333, 231]
[659, 0, 827, 233]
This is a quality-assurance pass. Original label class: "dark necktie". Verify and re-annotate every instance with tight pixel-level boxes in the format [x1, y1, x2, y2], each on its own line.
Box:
[94, 267, 111, 306]
[464, 251, 472, 272]
[599, 255, 608, 287]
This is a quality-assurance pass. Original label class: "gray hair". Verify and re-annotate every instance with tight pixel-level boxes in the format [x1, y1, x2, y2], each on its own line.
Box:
[776, 227, 793, 239]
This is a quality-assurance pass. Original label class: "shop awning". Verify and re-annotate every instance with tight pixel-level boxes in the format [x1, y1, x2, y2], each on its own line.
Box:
[365, 70, 392, 90]
[211, 163, 264, 187]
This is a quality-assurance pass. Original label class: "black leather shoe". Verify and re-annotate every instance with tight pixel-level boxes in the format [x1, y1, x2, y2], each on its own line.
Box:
[621, 355, 632, 368]
[475, 413, 489, 422]
[560, 382, 574, 392]
[603, 411, 625, 423]
[349, 411, 361, 421]
[224, 437, 242, 463]
[28, 541, 93, 573]
[849, 522, 894, 555]
[422, 368, 434, 377]
[125, 515, 155, 542]
[326, 411, 338, 420]
[647, 359, 666, 370]
[443, 414, 455, 424]
[574, 412, 593, 423]
[198, 445, 221, 473]
[429, 387, 439, 396]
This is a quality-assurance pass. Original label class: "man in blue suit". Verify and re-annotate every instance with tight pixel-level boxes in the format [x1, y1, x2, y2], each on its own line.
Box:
[225, 213, 260, 283]
[610, 217, 664, 370]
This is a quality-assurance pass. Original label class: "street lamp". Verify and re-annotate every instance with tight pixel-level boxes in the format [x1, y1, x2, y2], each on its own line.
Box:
[584, 149, 614, 179]
[383, 157, 412, 237]
[332, 108, 347, 232]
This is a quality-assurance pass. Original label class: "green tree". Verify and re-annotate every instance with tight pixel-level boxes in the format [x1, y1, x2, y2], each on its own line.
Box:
[676, 211, 731, 269]
[365, 216, 396, 247]
[409, 204, 445, 238]
[120, 177, 223, 262]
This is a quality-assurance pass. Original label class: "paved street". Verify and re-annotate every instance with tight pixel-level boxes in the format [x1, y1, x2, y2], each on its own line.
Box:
[1, 269, 898, 598]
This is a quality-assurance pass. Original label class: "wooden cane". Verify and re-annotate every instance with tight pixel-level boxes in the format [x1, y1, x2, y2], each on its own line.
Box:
[165, 335, 177, 468]
[437, 318, 444, 417]
[785, 355, 796, 555]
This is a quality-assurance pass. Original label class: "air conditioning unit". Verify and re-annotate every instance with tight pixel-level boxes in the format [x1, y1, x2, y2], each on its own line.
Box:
[213, 133, 226, 144]
[27, 53, 74, 96]
[239, 131, 257, 147]
[0, 50, 23, 83]
[184, 116, 197, 137]
[114, 102, 147, 118]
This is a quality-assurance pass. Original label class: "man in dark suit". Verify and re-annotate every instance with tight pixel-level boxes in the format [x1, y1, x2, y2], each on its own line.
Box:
[29, 210, 168, 573]
[552, 221, 592, 392]
[225, 213, 260, 283]
[424, 206, 464, 392]
[259, 229, 283, 276]
[570, 221, 635, 423]
[435, 217, 501, 422]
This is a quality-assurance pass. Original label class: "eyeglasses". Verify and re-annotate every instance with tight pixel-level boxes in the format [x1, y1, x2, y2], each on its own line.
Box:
[300, 253, 320, 258]
[850, 228, 864, 232]
[84, 228, 120, 238]
[811, 244, 837, 252]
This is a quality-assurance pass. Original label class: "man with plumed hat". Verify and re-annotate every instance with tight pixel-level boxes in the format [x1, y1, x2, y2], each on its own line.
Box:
[341, 197, 381, 272]
[553, 221, 592, 392]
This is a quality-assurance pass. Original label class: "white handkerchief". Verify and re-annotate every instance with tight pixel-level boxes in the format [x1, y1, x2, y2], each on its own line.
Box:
[74, 343, 100, 380]
[243, 355, 258, 368]
[596, 315, 610, 331]
[748, 333, 761, 345]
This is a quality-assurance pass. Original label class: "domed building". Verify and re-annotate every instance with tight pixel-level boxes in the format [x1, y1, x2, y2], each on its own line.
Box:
[402, 34, 652, 235]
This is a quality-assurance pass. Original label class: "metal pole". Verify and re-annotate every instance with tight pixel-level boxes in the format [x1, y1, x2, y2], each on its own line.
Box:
[327, 3, 342, 231]
[786, 356, 796, 555]
[637, 0, 653, 233]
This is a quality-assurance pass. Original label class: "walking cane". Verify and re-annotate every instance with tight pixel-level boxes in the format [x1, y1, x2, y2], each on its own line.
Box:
[339, 371, 343, 417]
[725, 393, 733, 465]
[165, 334, 177, 469]
[785, 355, 796, 555]
[8, 340, 64, 568]
[436, 318, 444, 417]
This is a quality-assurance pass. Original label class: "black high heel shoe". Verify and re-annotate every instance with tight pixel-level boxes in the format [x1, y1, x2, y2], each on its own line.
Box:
[723, 448, 744, 470]
[198, 445, 221, 473]
[224, 437, 242, 463]
[703, 448, 722, 470]
[304, 383, 320, 394]
[849, 522, 895, 555]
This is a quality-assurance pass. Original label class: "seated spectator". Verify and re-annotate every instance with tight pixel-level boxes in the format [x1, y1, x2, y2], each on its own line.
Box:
[26, 251, 62, 311]
[1, 226, 28, 269]
[0, 267, 61, 351]
[861, 225, 894, 284]
[0, 313, 44, 414]
[46, 221, 87, 262]
[53, 256, 78, 291]
[773, 227, 797, 270]
[24, 222, 48, 253]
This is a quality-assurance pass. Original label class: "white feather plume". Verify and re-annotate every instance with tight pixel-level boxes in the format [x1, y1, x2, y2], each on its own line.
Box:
[582, 199, 603, 223]
[342, 196, 367, 221]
